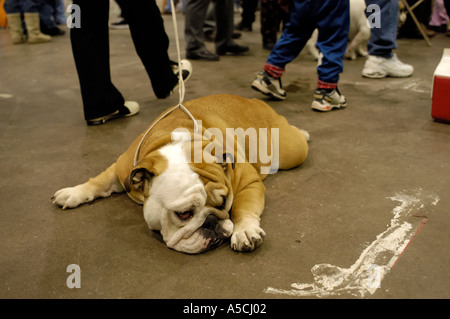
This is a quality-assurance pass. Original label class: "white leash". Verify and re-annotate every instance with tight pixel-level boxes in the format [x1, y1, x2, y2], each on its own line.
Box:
[133, 1, 199, 167]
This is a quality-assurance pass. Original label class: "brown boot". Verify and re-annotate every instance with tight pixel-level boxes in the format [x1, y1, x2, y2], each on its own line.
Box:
[24, 12, 51, 44]
[6, 13, 26, 44]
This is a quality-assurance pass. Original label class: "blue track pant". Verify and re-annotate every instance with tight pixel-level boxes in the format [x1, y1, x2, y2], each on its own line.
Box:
[266, 0, 350, 84]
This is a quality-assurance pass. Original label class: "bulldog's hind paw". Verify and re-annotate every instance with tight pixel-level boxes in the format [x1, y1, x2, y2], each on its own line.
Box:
[52, 184, 93, 209]
[230, 223, 266, 252]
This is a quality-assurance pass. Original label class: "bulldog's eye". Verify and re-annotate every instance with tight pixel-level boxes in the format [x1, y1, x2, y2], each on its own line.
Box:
[175, 209, 194, 220]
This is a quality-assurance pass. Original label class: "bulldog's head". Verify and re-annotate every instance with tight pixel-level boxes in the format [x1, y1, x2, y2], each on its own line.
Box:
[125, 142, 234, 254]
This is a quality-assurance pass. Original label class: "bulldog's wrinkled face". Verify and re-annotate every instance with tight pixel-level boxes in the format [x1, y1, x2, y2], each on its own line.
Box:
[130, 142, 234, 254]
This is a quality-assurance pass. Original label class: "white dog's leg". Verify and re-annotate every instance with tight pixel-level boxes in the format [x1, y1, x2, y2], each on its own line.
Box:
[52, 163, 123, 209]
[305, 29, 320, 60]
[345, 28, 370, 60]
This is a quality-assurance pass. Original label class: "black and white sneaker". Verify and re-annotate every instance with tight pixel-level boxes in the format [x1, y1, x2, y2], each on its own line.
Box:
[311, 88, 347, 112]
[251, 71, 286, 100]
[171, 59, 193, 83]
[86, 101, 139, 125]
[170, 59, 193, 94]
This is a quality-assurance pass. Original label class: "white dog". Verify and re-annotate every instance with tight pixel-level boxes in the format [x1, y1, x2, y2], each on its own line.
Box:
[306, 0, 370, 60]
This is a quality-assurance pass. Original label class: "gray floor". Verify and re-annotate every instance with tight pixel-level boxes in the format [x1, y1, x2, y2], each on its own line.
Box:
[1, 13, 450, 299]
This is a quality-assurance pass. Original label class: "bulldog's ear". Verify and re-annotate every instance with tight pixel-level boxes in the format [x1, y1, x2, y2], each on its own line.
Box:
[124, 151, 168, 194]
[124, 168, 153, 195]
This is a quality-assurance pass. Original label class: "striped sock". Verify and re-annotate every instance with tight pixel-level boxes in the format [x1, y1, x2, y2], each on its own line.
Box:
[264, 63, 285, 78]
[317, 79, 337, 90]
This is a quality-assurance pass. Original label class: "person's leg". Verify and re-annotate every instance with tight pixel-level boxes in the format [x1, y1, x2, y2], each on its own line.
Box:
[22, 0, 52, 43]
[117, 0, 178, 98]
[365, 0, 398, 57]
[40, 0, 65, 35]
[265, 0, 315, 71]
[20, 0, 40, 12]
[252, 0, 315, 100]
[71, 0, 125, 120]
[260, 0, 282, 50]
[53, 0, 66, 25]
[237, 0, 258, 30]
[4, 0, 26, 43]
[444, 0, 450, 15]
[362, 0, 413, 78]
[184, 0, 210, 53]
[4, 0, 23, 13]
[315, 0, 349, 85]
[214, 0, 234, 50]
[214, 0, 249, 54]
[444, 0, 450, 35]
[311, 0, 349, 111]
[39, 1, 55, 30]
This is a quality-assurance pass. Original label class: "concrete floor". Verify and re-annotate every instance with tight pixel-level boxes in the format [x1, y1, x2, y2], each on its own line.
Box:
[1, 12, 450, 299]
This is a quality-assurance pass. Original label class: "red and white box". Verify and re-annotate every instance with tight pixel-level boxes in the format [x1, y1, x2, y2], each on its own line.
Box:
[432, 48, 450, 123]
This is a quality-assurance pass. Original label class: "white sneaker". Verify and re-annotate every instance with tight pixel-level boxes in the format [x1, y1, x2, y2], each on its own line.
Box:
[362, 54, 414, 78]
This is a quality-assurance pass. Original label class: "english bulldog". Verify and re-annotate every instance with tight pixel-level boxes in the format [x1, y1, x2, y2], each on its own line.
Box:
[52, 94, 309, 254]
[306, 0, 370, 60]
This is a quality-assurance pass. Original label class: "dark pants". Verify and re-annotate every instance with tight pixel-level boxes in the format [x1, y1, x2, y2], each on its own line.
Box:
[445, 0, 450, 20]
[260, 0, 289, 47]
[184, 0, 235, 53]
[71, 0, 177, 120]
[4, 0, 41, 12]
[239, 0, 258, 28]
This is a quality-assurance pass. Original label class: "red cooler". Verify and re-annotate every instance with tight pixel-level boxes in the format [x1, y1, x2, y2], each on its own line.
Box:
[432, 48, 450, 123]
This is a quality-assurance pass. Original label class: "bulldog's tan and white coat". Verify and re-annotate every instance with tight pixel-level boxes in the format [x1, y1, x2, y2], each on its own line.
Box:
[53, 94, 309, 253]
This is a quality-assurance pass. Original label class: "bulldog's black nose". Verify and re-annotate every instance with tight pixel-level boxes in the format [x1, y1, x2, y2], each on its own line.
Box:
[202, 214, 219, 230]
[199, 214, 231, 252]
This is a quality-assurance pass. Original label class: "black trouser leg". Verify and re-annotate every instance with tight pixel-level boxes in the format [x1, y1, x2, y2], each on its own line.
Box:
[70, 0, 124, 120]
[117, 0, 178, 98]
[444, 0, 450, 18]
[240, 0, 258, 27]
[214, 0, 234, 51]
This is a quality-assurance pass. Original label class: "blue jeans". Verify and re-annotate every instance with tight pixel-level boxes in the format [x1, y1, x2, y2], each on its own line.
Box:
[4, 0, 41, 13]
[365, 0, 398, 57]
[39, 0, 58, 29]
[266, 0, 350, 84]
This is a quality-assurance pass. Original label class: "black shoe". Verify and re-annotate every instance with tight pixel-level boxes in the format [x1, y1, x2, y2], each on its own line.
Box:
[186, 48, 220, 61]
[216, 44, 249, 56]
[86, 101, 139, 126]
[235, 21, 252, 31]
[41, 26, 65, 36]
[110, 18, 129, 29]
[232, 32, 242, 39]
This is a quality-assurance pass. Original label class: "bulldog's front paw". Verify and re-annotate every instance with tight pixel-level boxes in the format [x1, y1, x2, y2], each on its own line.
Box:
[230, 221, 266, 252]
[52, 184, 93, 209]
